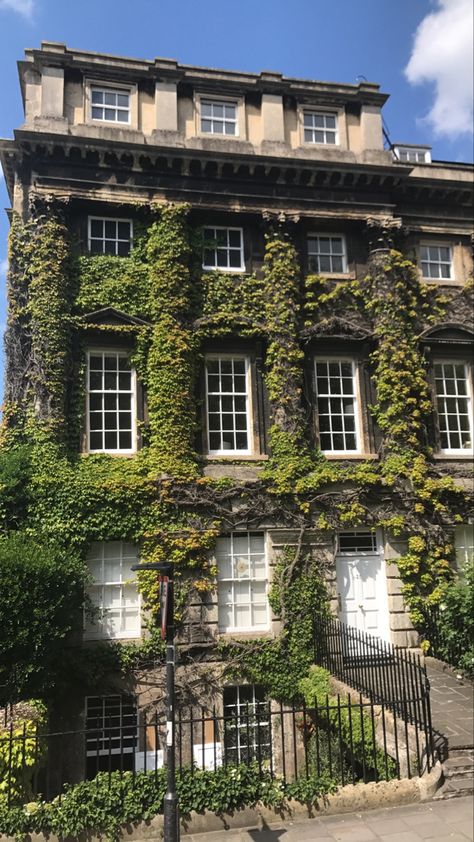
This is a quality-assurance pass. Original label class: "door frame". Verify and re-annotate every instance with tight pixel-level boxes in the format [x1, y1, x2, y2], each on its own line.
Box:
[335, 528, 391, 644]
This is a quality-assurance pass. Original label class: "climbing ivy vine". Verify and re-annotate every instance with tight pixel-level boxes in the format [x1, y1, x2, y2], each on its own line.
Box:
[2, 197, 472, 704]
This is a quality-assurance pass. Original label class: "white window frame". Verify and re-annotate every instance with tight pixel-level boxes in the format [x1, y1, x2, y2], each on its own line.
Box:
[85, 79, 138, 129]
[86, 349, 137, 455]
[420, 243, 453, 281]
[307, 233, 348, 275]
[84, 542, 141, 641]
[200, 98, 237, 135]
[89, 85, 131, 125]
[223, 684, 271, 765]
[302, 109, 339, 145]
[434, 360, 474, 455]
[202, 226, 245, 272]
[85, 695, 138, 757]
[337, 529, 381, 556]
[205, 354, 252, 456]
[314, 357, 362, 455]
[454, 524, 474, 571]
[216, 531, 269, 634]
[88, 217, 134, 256]
[393, 146, 431, 164]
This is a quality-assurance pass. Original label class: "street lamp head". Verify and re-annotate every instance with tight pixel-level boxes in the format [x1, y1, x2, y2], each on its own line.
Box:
[130, 561, 173, 575]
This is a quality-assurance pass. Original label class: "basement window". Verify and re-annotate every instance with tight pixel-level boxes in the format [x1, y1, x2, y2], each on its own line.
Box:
[223, 685, 271, 764]
[85, 695, 137, 776]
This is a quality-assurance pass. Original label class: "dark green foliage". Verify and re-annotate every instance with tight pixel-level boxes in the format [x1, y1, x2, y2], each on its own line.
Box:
[0, 533, 86, 703]
[74, 255, 150, 317]
[299, 667, 397, 778]
[0, 765, 336, 842]
[431, 563, 474, 676]
[0, 446, 32, 531]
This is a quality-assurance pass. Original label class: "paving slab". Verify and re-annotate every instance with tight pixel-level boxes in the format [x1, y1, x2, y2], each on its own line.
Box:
[425, 660, 474, 750]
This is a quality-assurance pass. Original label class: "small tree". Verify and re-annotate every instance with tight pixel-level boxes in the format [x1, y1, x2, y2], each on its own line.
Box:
[0, 532, 86, 703]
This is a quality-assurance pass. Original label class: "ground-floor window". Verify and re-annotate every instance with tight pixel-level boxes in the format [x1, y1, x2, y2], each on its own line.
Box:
[223, 684, 271, 765]
[85, 694, 138, 776]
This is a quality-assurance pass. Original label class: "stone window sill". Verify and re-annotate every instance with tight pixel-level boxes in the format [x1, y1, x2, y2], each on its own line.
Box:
[203, 454, 269, 462]
[433, 453, 473, 461]
[323, 453, 379, 461]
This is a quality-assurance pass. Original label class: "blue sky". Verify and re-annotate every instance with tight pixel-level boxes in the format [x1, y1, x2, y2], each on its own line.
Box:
[0, 0, 473, 398]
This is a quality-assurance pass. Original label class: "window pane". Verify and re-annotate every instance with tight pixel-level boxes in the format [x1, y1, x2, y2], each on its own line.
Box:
[90, 219, 103, 237]
[228, 230, 241, 248]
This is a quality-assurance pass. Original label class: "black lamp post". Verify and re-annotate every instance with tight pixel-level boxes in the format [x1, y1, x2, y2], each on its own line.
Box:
[131, 561, 179, 842]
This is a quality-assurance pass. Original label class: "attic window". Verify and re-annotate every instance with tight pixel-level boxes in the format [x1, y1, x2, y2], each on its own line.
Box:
[303, 111, 338, 145]
[91, 87, 130, 123]
[201, 99, 237, 136]
[393, 146, 431, 164]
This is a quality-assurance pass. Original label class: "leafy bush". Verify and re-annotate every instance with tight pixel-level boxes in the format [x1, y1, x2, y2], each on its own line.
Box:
[0, 446, 32, 532]
[0, 764, 336, 842]
[0, 702, 46, 802]
[0, 533, 86, 703]
[433, 563, 474, 676]
[299, 666, 397, 780]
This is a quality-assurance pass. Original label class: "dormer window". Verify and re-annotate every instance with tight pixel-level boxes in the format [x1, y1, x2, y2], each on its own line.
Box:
[91, 86, 130, 124]
[201, 99, 237, 136]
[393, 145, 431, 164]
[303, 111, 338, 145]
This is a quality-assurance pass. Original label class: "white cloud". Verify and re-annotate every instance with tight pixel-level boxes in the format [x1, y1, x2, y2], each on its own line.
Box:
[405, 0, 473, 138]
[0, 0, 34, 18]
[0, 259, 7, 277]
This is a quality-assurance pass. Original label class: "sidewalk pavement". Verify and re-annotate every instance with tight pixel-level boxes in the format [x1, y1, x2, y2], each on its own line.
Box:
[183, 795, 473, 841]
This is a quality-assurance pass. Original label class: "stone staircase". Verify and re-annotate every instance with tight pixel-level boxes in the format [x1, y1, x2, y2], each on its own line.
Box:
[435, 747, 474, 799]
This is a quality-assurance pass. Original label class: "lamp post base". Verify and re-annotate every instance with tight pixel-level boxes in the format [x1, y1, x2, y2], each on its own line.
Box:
[164, 791, 180, 841]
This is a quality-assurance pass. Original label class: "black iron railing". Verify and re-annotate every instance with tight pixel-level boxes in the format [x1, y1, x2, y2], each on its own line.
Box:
[312, 614, 433, 746]
[0, 693, 432, 807]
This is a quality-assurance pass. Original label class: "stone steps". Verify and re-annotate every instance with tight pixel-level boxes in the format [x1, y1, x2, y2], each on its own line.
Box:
[434, 748, 474, 800]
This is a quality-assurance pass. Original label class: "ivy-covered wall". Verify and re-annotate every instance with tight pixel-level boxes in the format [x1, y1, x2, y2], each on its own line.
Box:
[2, 198, 473, 705]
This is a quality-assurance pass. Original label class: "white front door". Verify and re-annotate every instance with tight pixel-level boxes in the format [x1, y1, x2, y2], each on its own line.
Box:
[335, 530, 390, 643]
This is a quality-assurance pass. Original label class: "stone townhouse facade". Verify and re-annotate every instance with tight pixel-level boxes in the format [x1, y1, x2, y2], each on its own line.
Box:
[1, 41, 473, 781]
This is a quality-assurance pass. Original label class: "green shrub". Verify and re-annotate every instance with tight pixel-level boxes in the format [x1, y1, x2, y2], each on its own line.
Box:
[0, 702, 46, 803]
[434, 563, 474, 676]
[299, 666, 397, 780]
[0, 764, 336, 842]
[0, 533, 86, 703]
[0, 446, 32, 531]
